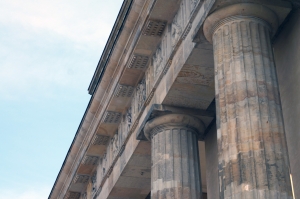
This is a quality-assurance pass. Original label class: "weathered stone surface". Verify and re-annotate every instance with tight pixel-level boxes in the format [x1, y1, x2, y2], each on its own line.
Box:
[204, 3, 293, 198]
[50, 0, 300, 199]
[144, 114, 205, 198]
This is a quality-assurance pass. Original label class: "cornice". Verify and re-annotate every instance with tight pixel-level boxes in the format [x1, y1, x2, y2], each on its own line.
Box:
[88, 0, 134, 95]
[48, 1, 144, 198]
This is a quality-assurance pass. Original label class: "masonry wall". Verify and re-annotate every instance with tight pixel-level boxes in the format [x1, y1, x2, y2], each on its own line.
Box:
[274, 9, 300, 197]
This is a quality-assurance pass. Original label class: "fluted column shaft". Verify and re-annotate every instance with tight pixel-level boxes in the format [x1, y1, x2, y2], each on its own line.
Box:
[144, 114, 205, 199]
[204, 3, 293, 199]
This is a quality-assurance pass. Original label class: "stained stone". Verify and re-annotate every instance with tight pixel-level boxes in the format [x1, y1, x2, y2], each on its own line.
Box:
[144, 114, 205, 199]
[204, 3, 293, 199]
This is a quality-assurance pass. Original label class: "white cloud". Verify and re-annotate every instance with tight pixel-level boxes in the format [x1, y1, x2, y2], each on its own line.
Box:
[0, 186, 50, 199]
[0, 0, 123, 46]
[0, 0, 123, 101]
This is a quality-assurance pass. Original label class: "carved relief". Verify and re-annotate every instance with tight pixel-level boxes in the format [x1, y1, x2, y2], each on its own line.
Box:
[126, 107, 132, 133]
[136, 78, 146, 111]
[171, 12, 183, 47]
[153, 43, 163, 78]
[112, 132, 119, 158]
[91, 0, 214, 192]
[131, 91, 138, 122]
[91, 172, 97, 184]
[102, 153, 107, 176]
[91, 172, 97, 194]
[73, 175, 89, 184]
[146, 57, 154, 96]
[92, 134, 110, 145]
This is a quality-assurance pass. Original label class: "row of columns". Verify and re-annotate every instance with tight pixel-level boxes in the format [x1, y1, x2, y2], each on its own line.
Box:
[143, 2, 293, 199]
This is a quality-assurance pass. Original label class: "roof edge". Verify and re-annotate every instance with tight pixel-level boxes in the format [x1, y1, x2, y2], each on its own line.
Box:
[88, 0, 133, 95]
[48, 1, 133, 198]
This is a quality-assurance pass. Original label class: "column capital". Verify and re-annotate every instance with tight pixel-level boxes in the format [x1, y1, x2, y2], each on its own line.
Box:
[143, 114, 205, 140]
[203, 3, 289, 43]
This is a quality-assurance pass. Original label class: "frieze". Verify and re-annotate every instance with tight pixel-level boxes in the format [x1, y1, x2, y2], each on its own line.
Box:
[125, 107, 132, 134]
[102, 111, 121, 123]
[130, 92, 138, 122]
[73, 175, 89, 184]
[92, 134, 110, 145]
[145, 60, 154, 97]
[112, 133, 120, 158]
[153, 43, 163, 78]
[171, 11, 183, 47]
[142, 19, 167, 37]
[93, 0, 209, 193]
[136, 78, 146, 111]
[114, 84, 134, 97]
[116, 116, 128, 148]
[91, 172, 97, 195]
[91, 172, 97, 184]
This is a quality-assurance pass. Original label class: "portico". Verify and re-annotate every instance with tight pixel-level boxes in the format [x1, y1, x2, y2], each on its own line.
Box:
[49, 0, 300, 199]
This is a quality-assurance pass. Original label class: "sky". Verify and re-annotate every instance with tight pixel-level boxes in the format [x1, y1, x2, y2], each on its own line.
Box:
[0, 0, 123, 198]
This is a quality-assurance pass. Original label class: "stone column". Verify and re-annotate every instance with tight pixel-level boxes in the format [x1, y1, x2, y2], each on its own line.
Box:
[144, 114, 205, 199]
[203, 3, 293, 198]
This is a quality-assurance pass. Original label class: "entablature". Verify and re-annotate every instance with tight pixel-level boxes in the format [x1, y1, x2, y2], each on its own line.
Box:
[50, 0, 218, 198]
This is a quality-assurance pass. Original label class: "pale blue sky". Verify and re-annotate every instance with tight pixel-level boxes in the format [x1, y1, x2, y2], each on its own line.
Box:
[0, 1, 123, 198]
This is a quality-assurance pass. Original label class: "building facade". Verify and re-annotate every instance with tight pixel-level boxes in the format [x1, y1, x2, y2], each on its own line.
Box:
[49, 0, 300, 198]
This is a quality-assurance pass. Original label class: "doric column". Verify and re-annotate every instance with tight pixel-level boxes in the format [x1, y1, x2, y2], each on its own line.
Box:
[204, 3, 293, 198]
[144, 114, 205, 199]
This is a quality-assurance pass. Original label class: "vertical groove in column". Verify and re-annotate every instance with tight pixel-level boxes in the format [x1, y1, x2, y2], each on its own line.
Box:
[179, 128, 183, 199]
[187, 130, 192, 198]
[170, 129, 175, 198]
[173, 128, 180, 199]
[194, 133, 202, 196]
[241, 20, 257, 198]
[260, 23, 278, 194]
[150, 127, 202, 199]
[249, 21, 267, 199]
[213, 16, 293, 199]
[214, 27, 224, 197]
